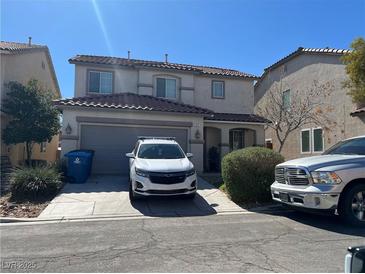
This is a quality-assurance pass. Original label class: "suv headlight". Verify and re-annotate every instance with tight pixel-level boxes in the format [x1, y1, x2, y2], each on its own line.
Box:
[135, 168, 149, 177]
[186, 168, 196, 177]
[311, 171, 342, 184]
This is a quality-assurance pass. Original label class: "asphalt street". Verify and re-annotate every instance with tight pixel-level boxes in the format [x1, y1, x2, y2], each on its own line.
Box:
[1, 209, 364, 272]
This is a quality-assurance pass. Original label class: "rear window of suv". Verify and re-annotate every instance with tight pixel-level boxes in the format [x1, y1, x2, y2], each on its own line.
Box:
[138, 144, 185, 159]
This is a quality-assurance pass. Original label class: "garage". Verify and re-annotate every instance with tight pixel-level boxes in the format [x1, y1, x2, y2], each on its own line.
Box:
[80, 124, 189, 174]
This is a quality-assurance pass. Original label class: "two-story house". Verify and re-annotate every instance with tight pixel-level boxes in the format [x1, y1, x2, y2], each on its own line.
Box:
[0, 40, 61, 167]
[55, 54, 267, 174]
[255, 47, 365, 160]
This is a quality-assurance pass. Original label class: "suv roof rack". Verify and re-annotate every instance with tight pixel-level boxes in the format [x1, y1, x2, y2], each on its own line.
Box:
[138, 136, 176, 141]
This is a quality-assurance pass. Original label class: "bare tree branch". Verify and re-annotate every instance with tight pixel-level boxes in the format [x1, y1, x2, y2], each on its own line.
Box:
[256, 80, 335, 152]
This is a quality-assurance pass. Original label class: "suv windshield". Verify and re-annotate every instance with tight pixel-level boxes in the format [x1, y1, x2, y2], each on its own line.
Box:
[138, 144, 185, 159]
[324, 137, 365, 155]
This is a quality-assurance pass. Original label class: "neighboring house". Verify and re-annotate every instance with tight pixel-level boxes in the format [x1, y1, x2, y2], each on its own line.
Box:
[0, 40, 61, 166]
[255, 47, 365, 160]
[55, 54, 267, 174]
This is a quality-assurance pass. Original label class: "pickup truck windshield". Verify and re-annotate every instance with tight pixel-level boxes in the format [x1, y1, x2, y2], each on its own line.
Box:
[324, 137, 365, 155]
[138, 144, 185, 159]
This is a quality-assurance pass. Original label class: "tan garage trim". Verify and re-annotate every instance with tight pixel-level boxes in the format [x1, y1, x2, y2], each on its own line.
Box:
[76, 116, 193, 127]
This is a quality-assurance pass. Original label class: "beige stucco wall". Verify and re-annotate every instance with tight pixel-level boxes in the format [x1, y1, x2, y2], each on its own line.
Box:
[73, 64, 255, 114]
[0, 51, 60, 166]
[194, 76, 254, 114]
[74, 64, 139, 97]
[60, 107, 205, 172]
[255, 53, 365, 160]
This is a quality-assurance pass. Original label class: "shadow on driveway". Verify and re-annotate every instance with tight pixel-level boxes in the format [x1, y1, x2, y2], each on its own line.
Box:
[254, 205, 365, 237]
[40, 175, 244, 219]
[130, 194, 217, 217]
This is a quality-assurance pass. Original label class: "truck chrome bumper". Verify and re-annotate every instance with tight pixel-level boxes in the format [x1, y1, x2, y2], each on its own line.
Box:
[271, 182, 340, 210]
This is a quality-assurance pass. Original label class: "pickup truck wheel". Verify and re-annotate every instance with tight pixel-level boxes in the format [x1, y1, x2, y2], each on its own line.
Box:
[340, 184, 365, 227]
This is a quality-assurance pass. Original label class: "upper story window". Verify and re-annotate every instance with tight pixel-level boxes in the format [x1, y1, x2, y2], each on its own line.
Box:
[212, 80, 225, 98]
[88, 71, 113, 94]
[156, 78, 177, 99]
[282, 89, 291, 110]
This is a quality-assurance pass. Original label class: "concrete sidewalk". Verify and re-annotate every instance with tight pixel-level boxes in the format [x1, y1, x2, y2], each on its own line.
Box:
[39, 176, 245, 219]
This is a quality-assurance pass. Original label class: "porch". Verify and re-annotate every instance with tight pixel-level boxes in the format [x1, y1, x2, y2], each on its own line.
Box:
[203, 114, 266, 172]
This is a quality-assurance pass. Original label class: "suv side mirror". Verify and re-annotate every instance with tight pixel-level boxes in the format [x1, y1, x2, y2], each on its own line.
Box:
[125, 152, 135, 158]
[186, 153, 193, 159]
[345, 246, 365, 273]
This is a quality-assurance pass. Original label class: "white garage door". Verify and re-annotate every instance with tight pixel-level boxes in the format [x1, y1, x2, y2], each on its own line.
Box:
[80, 125, 188, 174]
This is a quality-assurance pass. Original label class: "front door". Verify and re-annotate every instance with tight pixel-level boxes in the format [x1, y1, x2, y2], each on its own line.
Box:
[230, 129, 245, 151]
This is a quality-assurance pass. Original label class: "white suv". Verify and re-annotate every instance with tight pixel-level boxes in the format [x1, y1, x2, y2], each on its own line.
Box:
[126, 137, 197, 201]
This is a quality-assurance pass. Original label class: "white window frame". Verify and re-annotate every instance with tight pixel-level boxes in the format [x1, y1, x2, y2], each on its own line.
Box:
[156, 77, 177, 99]
[300, 128, 311, 154]
[312, 127, 324, 153]
[212, 80, 225, 99]
[88, 70, 113, 94]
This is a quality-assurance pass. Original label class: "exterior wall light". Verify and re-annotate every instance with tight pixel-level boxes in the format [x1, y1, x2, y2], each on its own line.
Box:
[65, 123, 72, 135]
[195, 129, 201, 139]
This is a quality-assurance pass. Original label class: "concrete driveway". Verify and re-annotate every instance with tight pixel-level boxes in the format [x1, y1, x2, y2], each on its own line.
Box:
[39, 175, 245, 219]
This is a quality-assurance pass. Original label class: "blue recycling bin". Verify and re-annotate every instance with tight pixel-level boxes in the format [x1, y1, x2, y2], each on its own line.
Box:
[64, 150, 94, 184]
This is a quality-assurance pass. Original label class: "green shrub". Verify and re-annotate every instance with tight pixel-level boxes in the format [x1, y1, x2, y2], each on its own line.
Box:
[222, 147, 284, 203]
[10, 166, 62, 201]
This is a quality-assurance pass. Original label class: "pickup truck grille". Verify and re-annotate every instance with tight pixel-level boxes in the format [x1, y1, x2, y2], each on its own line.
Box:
[275, 168, 286, 184]
[149, 171, 186, 184]
[275, 167, 309, 185]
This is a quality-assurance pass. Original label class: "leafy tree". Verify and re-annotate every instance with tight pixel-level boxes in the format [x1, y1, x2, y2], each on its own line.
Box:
[2, 80, 60, 165]
[342, 37, 365, 105]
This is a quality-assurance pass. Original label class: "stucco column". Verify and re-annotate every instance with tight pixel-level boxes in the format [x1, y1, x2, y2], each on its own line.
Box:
[190, 119, 204, 173]
[255, 127, 265, 146]
[220, 127, 230, 159]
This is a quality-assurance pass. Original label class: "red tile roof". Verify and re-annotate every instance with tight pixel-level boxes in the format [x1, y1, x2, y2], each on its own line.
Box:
[54, 92, 213, 115]
[205, 112, 268, 123]
[0, 41, 47, 54]
[351, 107, 365, 116]
[69, 55, 259, 79]
[0, 41, 61, 97]
[255, 47, 352, 88]
[264, 47, 351, 72]
[54, 93, 268, 123]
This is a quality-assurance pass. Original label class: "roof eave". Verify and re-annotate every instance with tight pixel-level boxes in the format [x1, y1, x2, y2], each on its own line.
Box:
[53, 103, 212, 116]
[68, 57, 259, 80]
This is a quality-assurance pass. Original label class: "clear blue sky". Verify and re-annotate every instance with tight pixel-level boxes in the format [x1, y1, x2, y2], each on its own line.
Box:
[2, 0, 364, 98]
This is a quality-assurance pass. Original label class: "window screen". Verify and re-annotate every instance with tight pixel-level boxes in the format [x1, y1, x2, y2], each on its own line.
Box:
[301, 130, 310, 153]
[313, 128, 323, 152]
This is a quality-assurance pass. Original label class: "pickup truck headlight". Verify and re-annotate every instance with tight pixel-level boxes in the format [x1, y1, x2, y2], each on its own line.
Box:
[311, 171, 342, 184]
[186, 168, 196, 177]
[135, 168, 149, 177]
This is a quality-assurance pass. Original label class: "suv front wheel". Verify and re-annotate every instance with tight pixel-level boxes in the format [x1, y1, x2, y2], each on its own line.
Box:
[129, 181, 142, 201]
[339, 183, 365, 227]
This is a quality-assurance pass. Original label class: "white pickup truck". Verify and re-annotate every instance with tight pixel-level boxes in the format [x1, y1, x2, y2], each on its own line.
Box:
[271, 135, 365, 226]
